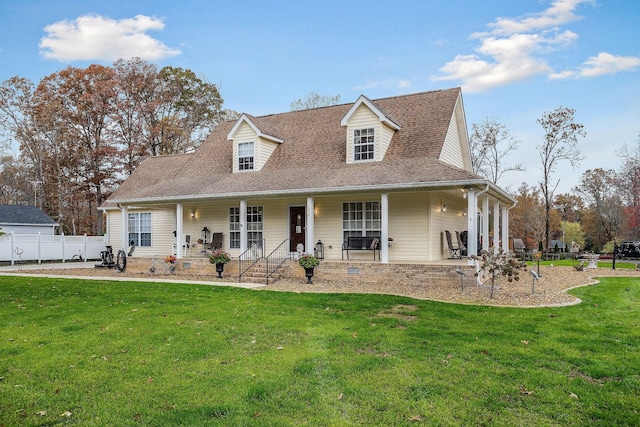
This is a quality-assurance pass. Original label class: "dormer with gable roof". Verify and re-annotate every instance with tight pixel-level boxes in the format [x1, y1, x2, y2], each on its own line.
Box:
[227, 114, 283, 172]
[341, 95, 401, 164]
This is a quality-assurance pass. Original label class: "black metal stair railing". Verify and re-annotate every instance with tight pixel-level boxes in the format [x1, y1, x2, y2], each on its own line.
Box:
[238, 239, 264, 282]
[265, 238, 292, 285]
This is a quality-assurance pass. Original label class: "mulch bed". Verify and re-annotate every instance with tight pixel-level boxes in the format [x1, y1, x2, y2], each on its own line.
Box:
[5, 265, 639, 308]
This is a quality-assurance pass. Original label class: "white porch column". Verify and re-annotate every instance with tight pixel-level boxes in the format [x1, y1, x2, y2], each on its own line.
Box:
[306, 197, 315, 254]
[482, 196, 490, 252]
[240, 200, 247, 253]
[381, 193, 389, 264]
[176, 203, 184, 258]
[493, 200, 500, 254]
[467, 189, 477, 264]
[120, 205, 128, 251]
[502, 204, 509, 253]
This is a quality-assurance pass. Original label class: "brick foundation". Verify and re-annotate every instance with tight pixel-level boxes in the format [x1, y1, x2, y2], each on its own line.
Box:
[124, 256, 474, 287]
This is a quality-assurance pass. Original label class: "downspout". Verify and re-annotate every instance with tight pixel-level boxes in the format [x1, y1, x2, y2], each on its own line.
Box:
[504, 201, 517, 253]
[477, 184, 490, 253]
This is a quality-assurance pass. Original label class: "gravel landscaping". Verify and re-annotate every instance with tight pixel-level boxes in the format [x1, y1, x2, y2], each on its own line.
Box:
[5, 264, 638, 307]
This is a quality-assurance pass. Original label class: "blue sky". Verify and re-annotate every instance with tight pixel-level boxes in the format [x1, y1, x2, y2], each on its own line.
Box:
[1, 0, 639, 194]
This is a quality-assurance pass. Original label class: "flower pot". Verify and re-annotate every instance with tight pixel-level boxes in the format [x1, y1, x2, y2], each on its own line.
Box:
[216, 263, 225, 278]
[304, 267, 314, 284]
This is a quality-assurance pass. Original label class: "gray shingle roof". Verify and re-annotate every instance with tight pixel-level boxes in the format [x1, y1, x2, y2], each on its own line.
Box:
[106, 87, 485, 205]
[0, 205, 58, 225]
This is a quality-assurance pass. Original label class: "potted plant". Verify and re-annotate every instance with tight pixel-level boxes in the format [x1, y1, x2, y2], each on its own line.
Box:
[209, 249, 231, 278]
[298, 253, 320, 284]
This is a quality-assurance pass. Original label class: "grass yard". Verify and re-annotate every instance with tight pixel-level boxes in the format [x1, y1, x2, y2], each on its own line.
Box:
[1, 275, 639, 426]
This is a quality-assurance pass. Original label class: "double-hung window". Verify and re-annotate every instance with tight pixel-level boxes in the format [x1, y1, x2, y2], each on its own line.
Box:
[128, 212, 151, 247]
[229, 207, 240, 249]
[247, 206, 263, 247]
[353, 128, 375, 161]
[342, 202, 381, 240]
[228, 206, 264, 249]
[238, 142, 255, 171]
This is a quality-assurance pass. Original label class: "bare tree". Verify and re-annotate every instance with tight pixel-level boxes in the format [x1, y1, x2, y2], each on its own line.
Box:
[290, 92, 341, 111]
[469, 118, 524, 185]
[537, 107, 585, 251]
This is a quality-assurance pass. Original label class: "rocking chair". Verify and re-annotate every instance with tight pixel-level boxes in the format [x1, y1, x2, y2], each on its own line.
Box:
[445, 230, 461, 259]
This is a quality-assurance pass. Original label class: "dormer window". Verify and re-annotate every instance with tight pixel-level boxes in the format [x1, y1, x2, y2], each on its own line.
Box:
[342, 96, 401, 165]
[238, 142, 255, 171]
[353, 128, 375, 161]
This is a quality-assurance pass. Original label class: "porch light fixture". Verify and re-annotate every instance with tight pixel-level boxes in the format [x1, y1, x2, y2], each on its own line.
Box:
[314, 239, 324, 259]
[463, 208, 467, 216]
[190, 209, 196, 218]
[201, 227, 210, 245]
[441, 203, 447, 214]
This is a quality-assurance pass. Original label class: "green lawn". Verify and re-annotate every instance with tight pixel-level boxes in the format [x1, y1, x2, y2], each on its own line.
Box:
[1, 275, 639, 426]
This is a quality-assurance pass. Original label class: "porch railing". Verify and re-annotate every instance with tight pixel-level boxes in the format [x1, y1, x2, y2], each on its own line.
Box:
[238, 239, 265, 282]
[265, 238, 292, 286]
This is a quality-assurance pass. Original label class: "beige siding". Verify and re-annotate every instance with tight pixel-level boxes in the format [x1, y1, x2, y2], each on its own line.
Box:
[257, 138, 279, 170]
[439, 113, 465, 169]
[314, 196, 345, 260]
[259, 198, 294, 254]
[430, 193, 468, 259]
[388, 192, 430, 261]
[379, 124, 395, 160]
[110, 190, 467, 262]
[108, 208, 176, 258]
[345, 106, 378, 164]
[232, 122, 257, 173]
[344, 105, 396, 164]
[231, 123, 280, 172]
[106, 210, 121, 248]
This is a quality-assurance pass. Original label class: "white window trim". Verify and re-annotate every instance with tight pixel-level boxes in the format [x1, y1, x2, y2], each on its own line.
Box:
[128, 212, 152, 247]
[342, 201, 381, 239]
[353, 127, 376, 162]
[238, 141, 255, 171]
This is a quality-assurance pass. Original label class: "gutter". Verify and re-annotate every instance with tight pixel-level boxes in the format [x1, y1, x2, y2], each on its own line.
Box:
[106, 179, 515, 207]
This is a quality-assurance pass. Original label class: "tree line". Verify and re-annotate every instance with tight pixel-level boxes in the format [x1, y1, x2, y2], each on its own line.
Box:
[1, 62, 637, 251]
[472, 111, 640, 252]
[0, 58, 238, 235]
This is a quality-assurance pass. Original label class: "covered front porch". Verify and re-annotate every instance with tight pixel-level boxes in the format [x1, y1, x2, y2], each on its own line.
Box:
[112, 184, 515, 269]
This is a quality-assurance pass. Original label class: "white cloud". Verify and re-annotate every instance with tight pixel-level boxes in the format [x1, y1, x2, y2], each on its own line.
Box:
[434, 30, 578, 92]
[39, 14, 181, 62]
[549, 70, 576, 80]
[579, 52, 640, 77]
[474, 0, 593, 37]
[354, 78, 413, 91]
[432, 0, 605, 92]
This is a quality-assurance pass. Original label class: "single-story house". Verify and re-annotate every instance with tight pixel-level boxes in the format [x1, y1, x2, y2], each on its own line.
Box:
[102, 87, 515, 264]
[0, 204, 58, 235]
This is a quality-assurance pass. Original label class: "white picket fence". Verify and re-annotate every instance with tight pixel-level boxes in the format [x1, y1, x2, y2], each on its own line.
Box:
[0, 233, 107, 265]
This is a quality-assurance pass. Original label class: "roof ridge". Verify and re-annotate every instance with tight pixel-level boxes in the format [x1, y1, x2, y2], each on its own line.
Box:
[246, 87, 461, 119]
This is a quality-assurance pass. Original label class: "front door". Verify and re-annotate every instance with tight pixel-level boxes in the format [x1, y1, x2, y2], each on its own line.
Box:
[289, 206, 305, 252]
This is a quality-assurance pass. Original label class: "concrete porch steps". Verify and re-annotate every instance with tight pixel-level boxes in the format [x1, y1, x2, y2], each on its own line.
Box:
[239, 260, 291, 285]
